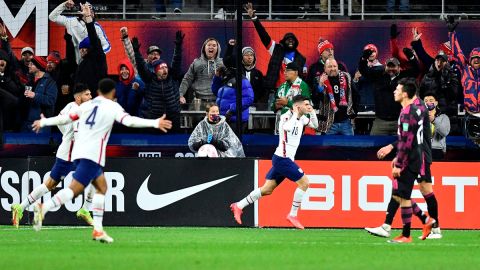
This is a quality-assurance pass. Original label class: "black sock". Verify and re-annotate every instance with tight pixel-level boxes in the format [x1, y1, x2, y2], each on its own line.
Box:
[411, 201, 427, 224]
[424, 192, 439, 227]
[401, 206, 413, 237]
[384, 198, 400, 225]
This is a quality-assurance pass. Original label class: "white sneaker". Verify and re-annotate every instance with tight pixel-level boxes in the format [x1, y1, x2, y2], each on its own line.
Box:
[419, 227, 442, 239]
[33, 203, 44, 232]
[92, 230, 114, 243]
[365, 224, 391, 237]
[214, 8, 225, 19]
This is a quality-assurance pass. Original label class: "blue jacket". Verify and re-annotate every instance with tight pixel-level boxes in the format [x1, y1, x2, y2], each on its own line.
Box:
[22, 73, 57, 131]
[211, 75, 254, 123]
[116, 76, 144, 116]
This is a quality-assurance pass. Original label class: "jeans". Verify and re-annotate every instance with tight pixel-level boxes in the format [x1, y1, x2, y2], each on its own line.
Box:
[386, 0, 410, 12]
[326, 119, 354, 135]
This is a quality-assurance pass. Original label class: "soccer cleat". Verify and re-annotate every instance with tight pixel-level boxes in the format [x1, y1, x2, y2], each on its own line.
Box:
[92, 230, 114, 243]
[76, 208, 94, 226]
[230, 203, 243, 225]
[420, 217, 436, 240]
[11, 203, 24, 229]
[421, 227, 442, 239]
[33, 203, 44, 232]
[388, 235, 412, 243]
[365, 224, 391, 237]
[286, 215, 305, 230]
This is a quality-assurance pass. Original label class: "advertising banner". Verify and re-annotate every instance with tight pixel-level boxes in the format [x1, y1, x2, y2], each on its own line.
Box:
[0, 158, 254, 226]
[257, 160, 480, 229]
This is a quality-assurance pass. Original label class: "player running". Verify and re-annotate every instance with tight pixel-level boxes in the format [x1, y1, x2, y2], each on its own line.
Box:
[230, 95, 318, 229]
[31, 78, 172, 243]
[11, 84, 95, 228]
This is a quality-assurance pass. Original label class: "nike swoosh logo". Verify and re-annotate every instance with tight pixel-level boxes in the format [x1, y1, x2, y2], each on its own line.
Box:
[136, 174, 238, 211]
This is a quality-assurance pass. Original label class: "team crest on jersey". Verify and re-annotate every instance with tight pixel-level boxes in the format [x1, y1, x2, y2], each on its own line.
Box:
[402, 123, 409, 131]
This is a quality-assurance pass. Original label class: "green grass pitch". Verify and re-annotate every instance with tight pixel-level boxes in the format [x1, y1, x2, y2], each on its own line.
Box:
[1, 226, 479, 270]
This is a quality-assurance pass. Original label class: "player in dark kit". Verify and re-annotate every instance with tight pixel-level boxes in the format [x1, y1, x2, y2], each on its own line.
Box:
[369, 78, 439, 240]
[388, 78, 424, 243]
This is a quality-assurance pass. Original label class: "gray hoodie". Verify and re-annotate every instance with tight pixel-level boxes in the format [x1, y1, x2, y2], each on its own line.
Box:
[179, 38, 223, 100]
[431, 113, 450, 153]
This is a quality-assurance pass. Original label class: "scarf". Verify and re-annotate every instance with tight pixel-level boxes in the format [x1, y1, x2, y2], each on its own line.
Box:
[278, 76, 303, 98]
[324, 72, 348, 112]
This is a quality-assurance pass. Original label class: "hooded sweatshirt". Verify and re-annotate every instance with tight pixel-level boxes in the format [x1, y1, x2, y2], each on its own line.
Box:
[179, 38, 223, 100]
[116, 58, 144, 116]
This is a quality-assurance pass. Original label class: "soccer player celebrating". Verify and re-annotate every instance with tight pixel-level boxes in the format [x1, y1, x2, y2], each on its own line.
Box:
[230, 95, 318, 229]
[11, 84, 95, 228]
[31, 78, 172, 243]
[385, 78, 424, 243]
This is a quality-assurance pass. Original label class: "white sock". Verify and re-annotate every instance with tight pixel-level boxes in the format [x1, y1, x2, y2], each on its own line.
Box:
[289, 188, 306, 217]
[20, 183, 49, 210]
[82, 185, 96, 211]
[237, 188, 262, 209]
[43, 188, 74, 214]
[92, 193, 105, 232]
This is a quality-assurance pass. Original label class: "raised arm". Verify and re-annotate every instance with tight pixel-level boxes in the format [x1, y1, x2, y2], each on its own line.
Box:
[132, 37, 153, 83]
[171, 30, 184, 80]
[49, 0, 73, 26]
[245, 2, 272, 49]
[120, 27, 138, 75]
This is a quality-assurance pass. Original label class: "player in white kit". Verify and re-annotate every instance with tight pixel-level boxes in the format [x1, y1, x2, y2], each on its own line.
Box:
[230, 95, 318, 229]
[11, 84, 95, 228]
[31, 78, 172, 243]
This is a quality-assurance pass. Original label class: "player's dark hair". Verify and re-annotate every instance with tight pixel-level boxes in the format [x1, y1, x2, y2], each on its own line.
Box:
[73, 83, 89, 95]
[397, 78, 418, 99]
[292, 95, 308, 104]
[98, 78, 116, 95]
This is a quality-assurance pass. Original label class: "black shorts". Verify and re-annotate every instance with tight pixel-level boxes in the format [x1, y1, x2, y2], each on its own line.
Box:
[392, 169, 418, 200]
[418, 162, 432, 183]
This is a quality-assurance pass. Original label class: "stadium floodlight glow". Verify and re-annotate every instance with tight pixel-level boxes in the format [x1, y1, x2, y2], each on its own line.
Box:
[0, 0, 48, 56]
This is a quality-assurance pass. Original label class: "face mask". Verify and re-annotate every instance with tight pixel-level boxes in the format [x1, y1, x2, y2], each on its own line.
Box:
[426, 103, 436, 111]
[210, 114, 220, 123]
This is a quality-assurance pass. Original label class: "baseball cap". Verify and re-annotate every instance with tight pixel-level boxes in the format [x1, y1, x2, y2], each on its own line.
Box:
[147, 45, 162, 55]
[435, 52, 448, 62]
[21, 47, 34, 55]
[386, 57, 400, 66]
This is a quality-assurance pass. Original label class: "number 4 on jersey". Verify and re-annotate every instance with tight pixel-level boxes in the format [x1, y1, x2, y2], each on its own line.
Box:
[85, 106, 98, 128]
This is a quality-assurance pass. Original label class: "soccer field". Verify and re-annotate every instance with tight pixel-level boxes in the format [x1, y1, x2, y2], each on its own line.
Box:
[1, 226, 479, 270]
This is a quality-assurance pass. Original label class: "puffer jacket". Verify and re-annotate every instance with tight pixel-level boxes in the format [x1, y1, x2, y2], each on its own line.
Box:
[211, 75, 254, 123]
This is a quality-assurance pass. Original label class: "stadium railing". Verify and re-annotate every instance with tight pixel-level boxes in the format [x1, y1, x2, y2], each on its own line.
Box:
[39, 1, 480, 20]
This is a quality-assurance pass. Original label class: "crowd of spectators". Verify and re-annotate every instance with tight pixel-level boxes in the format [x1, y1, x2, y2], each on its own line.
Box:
[1, 1, 478, 153]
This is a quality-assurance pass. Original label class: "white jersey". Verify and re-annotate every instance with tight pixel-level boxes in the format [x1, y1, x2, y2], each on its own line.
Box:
[40, 96, 159, 167]
[56, 102, 79, 161]
[274, 110, 317, 161]
[70, 97, 129, 166]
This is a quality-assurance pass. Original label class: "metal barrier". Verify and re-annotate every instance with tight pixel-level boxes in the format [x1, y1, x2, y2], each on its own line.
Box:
[49, 1, 480, 20]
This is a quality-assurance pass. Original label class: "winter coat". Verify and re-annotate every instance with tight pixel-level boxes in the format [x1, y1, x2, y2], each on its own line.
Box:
[420, 64, 460, 116]
[74, 21, 108, 97]
[358, 57, 420, 120]
[188, 116, 245, 157]
[223, 44, 266, 103]
[116, 59, 144, 116]
[450, 31, 480, 114]
[211, 75, 254, 123]
[306, 59, 348, 108]
[135, 42, 182, 121]
[252, 18, 306, 92]
[21, 73, 57, 127]
[179, 38, 223, 100]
